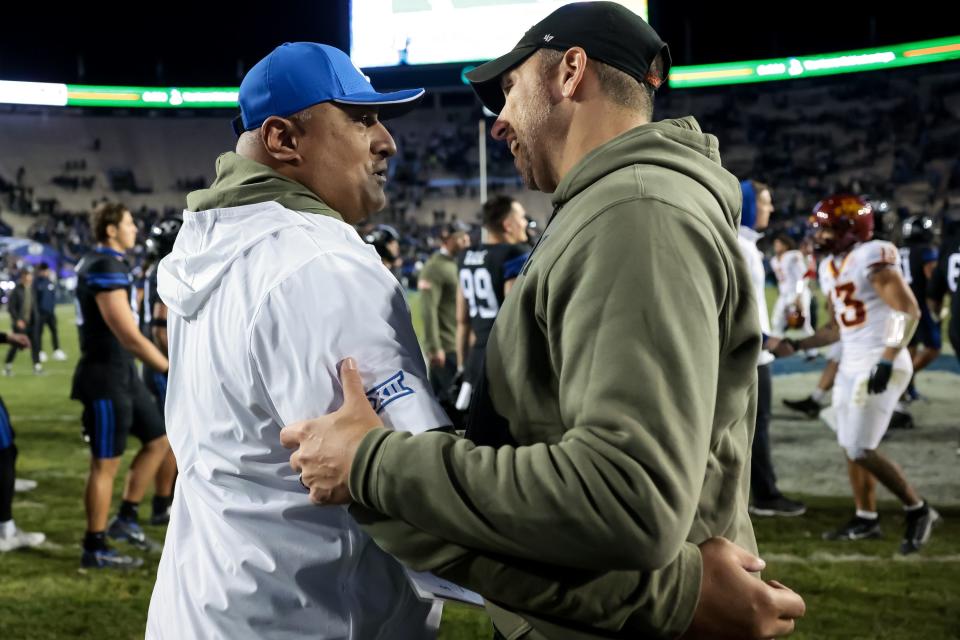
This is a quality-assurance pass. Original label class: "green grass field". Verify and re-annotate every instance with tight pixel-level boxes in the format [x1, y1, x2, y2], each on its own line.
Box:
[0, 297, 957, 640]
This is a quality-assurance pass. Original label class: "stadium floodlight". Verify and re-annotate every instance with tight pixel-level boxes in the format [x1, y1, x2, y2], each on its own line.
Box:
[668, 35, 960, 89]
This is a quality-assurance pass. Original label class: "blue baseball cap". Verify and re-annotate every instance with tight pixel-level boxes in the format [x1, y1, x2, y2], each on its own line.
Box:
[232, 42, 425, 136]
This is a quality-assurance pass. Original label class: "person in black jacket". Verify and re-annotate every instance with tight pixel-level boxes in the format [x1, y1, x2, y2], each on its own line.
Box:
[33, 262, 66, 363]
[3, 270, 41, 375]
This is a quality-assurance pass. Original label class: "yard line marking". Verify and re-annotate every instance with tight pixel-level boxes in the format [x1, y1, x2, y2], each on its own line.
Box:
[765, 552, 960, 564]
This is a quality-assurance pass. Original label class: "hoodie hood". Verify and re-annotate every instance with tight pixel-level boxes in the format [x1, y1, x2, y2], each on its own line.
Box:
[159, 152, 355, 318]
[186, 152, 340, 219]
[551, 116, 742, 232]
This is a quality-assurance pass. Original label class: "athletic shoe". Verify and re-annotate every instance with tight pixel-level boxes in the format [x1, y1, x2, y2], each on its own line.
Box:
[888, 411, 915, 430]
[53, 349, 67, 361]
[149, 509, 171, 526]
[0, 528, 46, 552]
[783, 395, 822, 418]
[38, 351, 48, 363]
[900, 504, 941, 555]
[80, 547, 144, 570]
[14, 478, 37, 493]
[749, 495, 807, 517]
[823, 515, 882, 541]
[905, 382, 920, 402]
[107, 517, 162, 553]
[2, 365, 12, 377]
[33, 363, 43, 375]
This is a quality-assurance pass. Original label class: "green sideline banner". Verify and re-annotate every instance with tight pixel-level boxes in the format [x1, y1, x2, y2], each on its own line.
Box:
[668, 35, 960, 88]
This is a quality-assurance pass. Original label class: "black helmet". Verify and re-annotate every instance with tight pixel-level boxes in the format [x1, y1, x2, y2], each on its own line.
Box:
[364, 224, 401, 261]
[146, 215, 183, 259]
[901, 215, 934, 245]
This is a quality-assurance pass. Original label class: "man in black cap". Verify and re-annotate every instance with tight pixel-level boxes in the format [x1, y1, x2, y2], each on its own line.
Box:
[284, 4, 805, 639]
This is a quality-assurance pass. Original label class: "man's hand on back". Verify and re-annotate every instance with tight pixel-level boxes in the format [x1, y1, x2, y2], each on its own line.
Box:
[680, 537, 805, 639]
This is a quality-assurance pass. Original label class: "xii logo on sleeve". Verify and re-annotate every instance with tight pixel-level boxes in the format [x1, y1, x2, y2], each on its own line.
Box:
[366, 371, 415, 414]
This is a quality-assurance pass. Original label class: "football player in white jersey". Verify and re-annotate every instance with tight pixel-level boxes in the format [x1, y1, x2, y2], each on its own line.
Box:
[769, 234, 816, 358]
[785, 194, 939, 554]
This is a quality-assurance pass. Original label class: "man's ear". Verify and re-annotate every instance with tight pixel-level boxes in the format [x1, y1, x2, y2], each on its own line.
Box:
[260, 116, 303, 164]
[558, 47, 588, 100]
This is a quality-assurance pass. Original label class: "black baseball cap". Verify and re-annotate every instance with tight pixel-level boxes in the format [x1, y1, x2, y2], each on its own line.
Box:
[466, 1, 671, 114]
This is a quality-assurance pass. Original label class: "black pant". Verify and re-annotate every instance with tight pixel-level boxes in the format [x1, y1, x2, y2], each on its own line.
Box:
[430, 350, 463, 430]
[5, 318, 39, 365]
[0, 396, 17, 522]
[35, 311, 59, 351]
[751, 363, 781, 502]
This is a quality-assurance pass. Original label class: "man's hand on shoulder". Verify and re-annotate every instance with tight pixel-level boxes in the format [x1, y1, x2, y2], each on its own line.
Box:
[281, 357, 385, 505]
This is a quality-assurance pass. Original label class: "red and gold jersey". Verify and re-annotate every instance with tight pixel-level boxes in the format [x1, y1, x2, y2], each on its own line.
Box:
[818, 240, 901, 370]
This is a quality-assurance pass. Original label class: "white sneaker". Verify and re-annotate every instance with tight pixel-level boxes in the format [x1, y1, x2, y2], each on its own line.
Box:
[2, 365, 11, 377]
[14, 478, 37, 493]
[38, 351, 48, 363]
[33, 363, 43, 375]
[53, 349, 67, 361]
[0, 528, 46, 552]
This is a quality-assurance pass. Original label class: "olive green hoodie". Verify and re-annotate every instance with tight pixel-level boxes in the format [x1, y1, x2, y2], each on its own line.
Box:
[348, 117, 760, 639]
[187, 151, 340, 219]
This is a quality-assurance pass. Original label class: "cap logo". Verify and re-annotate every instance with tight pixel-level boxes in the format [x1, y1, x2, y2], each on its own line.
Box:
[351, 60, 371, 83]
[543, 34, 554, 42]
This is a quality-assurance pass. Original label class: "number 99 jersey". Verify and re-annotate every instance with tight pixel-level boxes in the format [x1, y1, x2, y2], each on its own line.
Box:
[457, 243, 530, 348]
[818, 240, 910, 372]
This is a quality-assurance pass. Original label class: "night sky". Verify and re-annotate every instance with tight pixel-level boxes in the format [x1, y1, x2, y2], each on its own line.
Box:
[0, 0, 950, 86]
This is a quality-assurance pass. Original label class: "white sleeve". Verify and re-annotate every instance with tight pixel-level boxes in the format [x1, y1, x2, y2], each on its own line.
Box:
[788, 253, 808, 287]
[249, 251, 451, 435]
[818, 261, 832, 297]
[860, 241, 900, 272]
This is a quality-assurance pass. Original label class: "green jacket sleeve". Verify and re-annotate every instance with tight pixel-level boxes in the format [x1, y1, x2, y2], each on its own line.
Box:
[351, 504, 701, 638]
[418, 259, 442, 354]
[350, 200, 723, 571]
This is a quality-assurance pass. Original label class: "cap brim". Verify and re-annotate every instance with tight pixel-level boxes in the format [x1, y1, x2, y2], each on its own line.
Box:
[332, 88, 425, 120]
[465, 46, 538, 114]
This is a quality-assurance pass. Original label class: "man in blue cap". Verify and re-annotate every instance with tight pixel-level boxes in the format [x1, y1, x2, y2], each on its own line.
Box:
[736, 179, 807, 517]
[146, 42, 451, 639]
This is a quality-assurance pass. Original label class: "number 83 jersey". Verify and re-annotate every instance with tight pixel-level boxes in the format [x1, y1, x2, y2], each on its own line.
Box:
[458, 243, 530, 347]
[818, 240, 907, 371]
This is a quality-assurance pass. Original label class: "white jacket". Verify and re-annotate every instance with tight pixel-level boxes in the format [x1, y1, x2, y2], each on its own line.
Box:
[737, 226, 775, 366]
[147, 201, 449, 639]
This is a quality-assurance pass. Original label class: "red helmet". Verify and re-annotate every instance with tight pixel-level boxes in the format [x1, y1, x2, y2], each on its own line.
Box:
[808, 194, 874, 254]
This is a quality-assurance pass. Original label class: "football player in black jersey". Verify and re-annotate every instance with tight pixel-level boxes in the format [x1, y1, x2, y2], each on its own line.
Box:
[455, 195, 531, 410]
[928, 209, 960, 365]
[139, 216, 182, 525]
[0, 330, 46, 553]
[363, 224, 402, 280]
[899, 215, 941, 402]
[72, 203, 171, 569]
